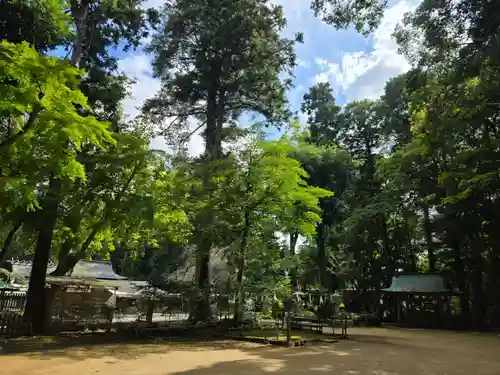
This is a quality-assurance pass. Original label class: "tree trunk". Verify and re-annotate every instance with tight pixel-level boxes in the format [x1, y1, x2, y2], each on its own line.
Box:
[146, 299, 155, 324]
[24, 177, 62, 333]
[190, 238, 212, 323]
[232, 257, 245, 324]
[450, 229, 470, 325]
[316, 222, 327, 288]
[422, 203, 436, 272]
[0, 218, 23, 265]
[51, 250, 79, 277]
[289, 230, 299, 289]
[191, 78, 222, 322]
[233, 210, 250, 324]
[403, 219, 417, 272]
[469, 240, 486, 329]
[285, 312, 292, 345]
[380, 216, 393, 281]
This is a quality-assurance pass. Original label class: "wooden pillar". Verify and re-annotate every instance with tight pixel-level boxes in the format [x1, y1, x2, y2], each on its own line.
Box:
[396, 295, 401, 323]
[436, 295, 443, 327]
[0, 290, 5, 310]
[146, 299, 155, 324]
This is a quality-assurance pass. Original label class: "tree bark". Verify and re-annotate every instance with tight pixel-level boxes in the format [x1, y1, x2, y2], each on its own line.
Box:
[316, 222, 327, 288]
[380, 216, 393, 280]
[24, 177, 62, 333]
[190, 239, 212, 322]
[469, 237, 486, 329]
[51, 239, 76, 276]
[422, 203, 436, 272]
[233, 210, 250, 324]
[450, 228, 470, 325]
[289, 230, 299, 289]
[0, 218, 23, 265]
[191, 67, 223, 322]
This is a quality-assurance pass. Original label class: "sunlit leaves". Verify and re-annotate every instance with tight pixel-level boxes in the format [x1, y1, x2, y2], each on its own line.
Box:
[310, 0, 386, 35]
[0, 41, 115, 212]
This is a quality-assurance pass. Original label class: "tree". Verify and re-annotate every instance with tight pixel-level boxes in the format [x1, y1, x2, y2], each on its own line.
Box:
[219, 134, 332, 322]
[310, 0, 386, 35]
[389, 0, 500, 327]
[0, 0, 70, 51]
[0, 40, 114, 205]
[0, 0, 157, 333]
[0, 41, 116, 331]
[301, 82, 341, 146]
[143, 0, 300, 321]
[293, 141, 355, 293]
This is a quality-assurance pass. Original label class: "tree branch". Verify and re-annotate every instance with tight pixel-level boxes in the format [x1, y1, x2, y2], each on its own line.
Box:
[0, 101, 43, 151]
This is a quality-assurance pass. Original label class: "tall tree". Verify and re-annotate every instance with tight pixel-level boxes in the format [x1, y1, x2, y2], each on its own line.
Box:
[0, 40, 116, 331]
[6, 0, 157, 333]
[217, 134, 332, 322]
[143, 0, 300, 321]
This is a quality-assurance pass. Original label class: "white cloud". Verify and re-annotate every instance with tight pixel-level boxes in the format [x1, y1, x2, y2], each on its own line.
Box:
[315, 57, 328, 66]
[297, 59, 310, 68]
[118, 53, 160, 120]
[313, 0, 419, 102]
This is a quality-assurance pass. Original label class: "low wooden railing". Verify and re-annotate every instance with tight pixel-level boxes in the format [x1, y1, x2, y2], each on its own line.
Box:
[290, 315, 353, 336]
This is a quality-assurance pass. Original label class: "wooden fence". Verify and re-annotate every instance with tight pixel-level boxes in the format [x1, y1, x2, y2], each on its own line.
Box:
[0, 289, 114, 336]
[0, 291, 29, 336]
[0, 291, 26, 312]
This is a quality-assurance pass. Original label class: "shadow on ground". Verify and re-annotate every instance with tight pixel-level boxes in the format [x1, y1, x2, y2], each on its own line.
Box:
[0, 332, 242, 360]
[2, 328, 500, 375]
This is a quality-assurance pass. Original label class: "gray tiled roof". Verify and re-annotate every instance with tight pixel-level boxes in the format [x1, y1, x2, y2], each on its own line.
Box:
[382, 274, 450, 293]
[11, 261, 56, 277]
[11, 260, 126, 280]
[70, 260, 127, 280]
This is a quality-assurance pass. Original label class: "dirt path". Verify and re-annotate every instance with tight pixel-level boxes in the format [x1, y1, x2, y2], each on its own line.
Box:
[2, 328, 500, 375]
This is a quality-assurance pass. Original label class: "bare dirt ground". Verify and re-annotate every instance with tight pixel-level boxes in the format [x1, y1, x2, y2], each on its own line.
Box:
[2, 327, 500, 375]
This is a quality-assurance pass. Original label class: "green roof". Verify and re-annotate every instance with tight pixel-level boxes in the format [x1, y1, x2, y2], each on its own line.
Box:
[0, 280, 18, 290]
[382, 274, 450, 293]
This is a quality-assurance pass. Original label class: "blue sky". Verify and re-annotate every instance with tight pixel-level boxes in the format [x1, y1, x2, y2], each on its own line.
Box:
[115, 0, 420, 154]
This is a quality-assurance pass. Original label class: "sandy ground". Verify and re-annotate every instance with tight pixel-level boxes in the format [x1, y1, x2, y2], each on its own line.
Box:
[2, 327, 500, 375]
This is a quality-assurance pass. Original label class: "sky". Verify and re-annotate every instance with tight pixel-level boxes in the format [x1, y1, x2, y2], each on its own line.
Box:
[116, 0, 421, 156]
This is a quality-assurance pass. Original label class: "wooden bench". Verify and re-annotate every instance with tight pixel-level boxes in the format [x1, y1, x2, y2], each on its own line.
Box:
[291, 315, 353, 337]
[290, 316, 327, 333]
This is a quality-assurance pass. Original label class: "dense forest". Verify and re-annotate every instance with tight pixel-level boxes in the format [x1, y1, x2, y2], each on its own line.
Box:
[1, 0, 500, 334]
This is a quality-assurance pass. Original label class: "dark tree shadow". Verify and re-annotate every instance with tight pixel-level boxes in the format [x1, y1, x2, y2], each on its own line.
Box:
[2, 328, 500, 375]
[0, 332, 242, 360]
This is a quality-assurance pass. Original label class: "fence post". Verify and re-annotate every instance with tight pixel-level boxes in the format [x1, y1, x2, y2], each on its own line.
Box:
[0, 290, 5, 310]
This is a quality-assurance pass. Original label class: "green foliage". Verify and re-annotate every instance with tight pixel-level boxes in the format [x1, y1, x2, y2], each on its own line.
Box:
[0, 41, 115, 212]
[3, 0, 500, 333]
[0, 0, 71, 51]
[143, 0, 300, 152]
[310, 0, 386, 35]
